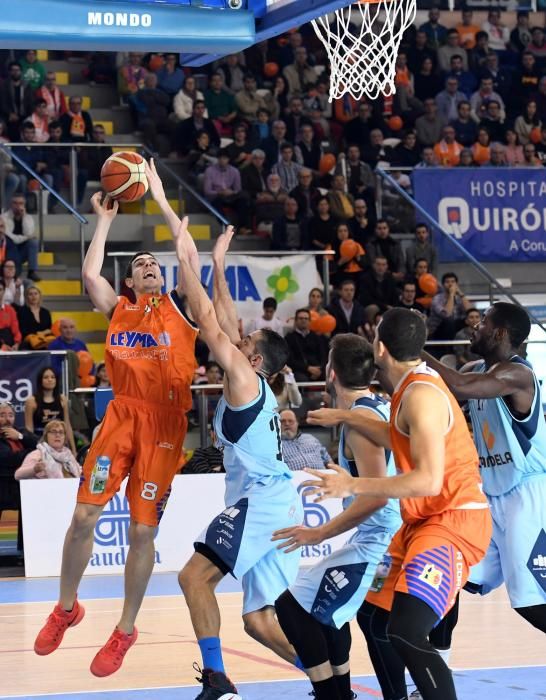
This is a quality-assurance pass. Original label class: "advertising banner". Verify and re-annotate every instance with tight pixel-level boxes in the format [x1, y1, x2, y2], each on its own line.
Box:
[21, 472, 353, 578]
[413, 168, 546, 262]
[0, 352, 53, 428]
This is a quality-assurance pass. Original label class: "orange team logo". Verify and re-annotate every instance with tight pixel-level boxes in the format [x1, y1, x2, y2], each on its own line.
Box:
[481, 420, 495, 450]
[418, 563, 443, 590]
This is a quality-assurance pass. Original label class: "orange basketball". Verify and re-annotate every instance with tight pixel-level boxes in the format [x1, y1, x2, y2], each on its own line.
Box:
[418, 273, 438, 296]
[264, 62, 279, 78]
[319, 153, 337, 174]
[530, 126, 542, 144]
[340, 239, 359, 260]
[100, 152, 149, 202]
[388, 115, 403, 131]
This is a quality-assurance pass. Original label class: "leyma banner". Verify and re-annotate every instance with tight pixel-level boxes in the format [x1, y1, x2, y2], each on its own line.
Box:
[413, 168, 546, 262]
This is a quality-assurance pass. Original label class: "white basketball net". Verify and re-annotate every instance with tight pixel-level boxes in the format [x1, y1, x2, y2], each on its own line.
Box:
[312, 0, 417, 102]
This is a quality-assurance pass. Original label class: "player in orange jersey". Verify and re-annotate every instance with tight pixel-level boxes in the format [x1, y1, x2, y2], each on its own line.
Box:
[306, 308, 492, 700]
[34, 161, 198, 677]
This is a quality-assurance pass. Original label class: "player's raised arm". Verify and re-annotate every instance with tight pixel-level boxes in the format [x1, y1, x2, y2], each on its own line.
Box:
[307, 406, 392, 449]
[145, 158, 200, 281]
[212, 225, 241, 345]
[82, 193, 120, 317]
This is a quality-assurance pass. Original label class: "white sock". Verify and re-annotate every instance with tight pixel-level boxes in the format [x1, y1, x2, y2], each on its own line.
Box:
[435, 647, 451, 666]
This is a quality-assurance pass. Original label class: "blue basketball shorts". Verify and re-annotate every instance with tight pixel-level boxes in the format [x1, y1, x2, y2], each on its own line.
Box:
[194, 477, 304, 615]
[289, 527, 394, 629]
[468, 475, 546, 608]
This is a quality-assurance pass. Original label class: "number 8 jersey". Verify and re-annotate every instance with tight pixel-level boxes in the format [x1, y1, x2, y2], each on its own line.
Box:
[213, 374, 292, 504]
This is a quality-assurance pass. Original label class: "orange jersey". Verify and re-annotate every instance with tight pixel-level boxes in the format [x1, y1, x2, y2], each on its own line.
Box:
[105, 292, 198, 410]
[390, 362, 487, 523]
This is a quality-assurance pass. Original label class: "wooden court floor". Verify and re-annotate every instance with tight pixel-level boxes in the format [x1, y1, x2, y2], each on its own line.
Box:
[1, 582, 545, 697]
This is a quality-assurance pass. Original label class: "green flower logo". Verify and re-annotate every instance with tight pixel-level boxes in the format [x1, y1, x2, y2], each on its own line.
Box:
[267, 265, 299, 302]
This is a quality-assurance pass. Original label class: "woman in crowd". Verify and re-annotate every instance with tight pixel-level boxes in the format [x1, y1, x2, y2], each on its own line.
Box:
[457, 148, 476, 167]
[172, 75, 206, 122]
[0, 260, 24, 306]
[514, 99, 541, 146]
[504, 128, 525, 165]
[307, 197, 338, 254]
[24, 367, 76, 453]
[14, 420, 81, 480]
[16, 285, 53, 348]
[414, 57, 443, 102]
[94, 362, 111, 389]
[308, 287, 328, 316]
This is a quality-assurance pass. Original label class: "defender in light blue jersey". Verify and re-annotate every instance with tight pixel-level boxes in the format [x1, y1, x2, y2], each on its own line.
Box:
[424, 302, 546, 647]
[274, 334, 401, 700]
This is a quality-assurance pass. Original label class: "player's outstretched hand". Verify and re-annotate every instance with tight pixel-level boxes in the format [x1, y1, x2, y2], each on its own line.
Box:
[302, 463, 355, 502]
[91, 192, 118, 219]
[271, 525, 323, 553]
[212, 225, 236, 266]
[144, 158, 166, 202]
[173, 216, 193, 260]
[307, 408, 345, 427]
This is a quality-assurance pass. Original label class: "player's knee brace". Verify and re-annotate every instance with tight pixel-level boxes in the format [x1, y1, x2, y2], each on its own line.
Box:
[515, 604, 546, 633]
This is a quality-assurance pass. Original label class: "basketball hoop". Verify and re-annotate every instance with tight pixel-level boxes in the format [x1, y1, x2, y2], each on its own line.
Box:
[312, 0, 417, 102]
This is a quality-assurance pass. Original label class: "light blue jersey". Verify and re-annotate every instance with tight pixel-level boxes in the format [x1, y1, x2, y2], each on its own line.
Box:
[338, 394, 401, 533]
[213, 374, 292, 504]
[467, 356, 546, 497]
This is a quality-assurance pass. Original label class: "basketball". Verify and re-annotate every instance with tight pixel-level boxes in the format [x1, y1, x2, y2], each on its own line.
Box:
[388, 115, 403, 131]
[264, 61, 279, 78]
[319, 153, 337, 174]
[100, 152, 149, 202]
[340, 239, 359, 260]
[418, 273, 438, 296]
[530, 126, 542, 144]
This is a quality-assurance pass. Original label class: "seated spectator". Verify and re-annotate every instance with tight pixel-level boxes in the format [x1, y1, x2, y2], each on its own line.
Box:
[478, 51, 511, 104]
[327, 174, 355, 221]
[203, 150, 251, 233]
[512, 52, 541, 113]
[173, 75, 206, 123]
[510, 11, 532, 54]
[280, 409, 330, 471]
[414, 57, 443, 103]
[117, 52, 146, 100]
[290, 168, 321, 220]
[10, 123, 53, 202]
[0, 260, 24, 306]
[186, 131, 218, 188]
[271, 197, 305, 251]
[307, 287, 327, 316]
[132, 73, 174, 156]
[365, 219, 404, 282]
[77, 122, 113, 182]
[407, 30, 437, 75]
[94, 362, 111, 389]
[255, 173, 288, 226]
[226, 124, 252, 169]
[470, 77, 505, 124]
[343, 102, 375, 153]
[298, 123, 322, 171]
[156, 53, 185, 100]
[217, 54, 245, 95]
[471, 128, 491, 166]
[338, 145, 376, 201]
[14, 420, 80, 479]
[327, 279, 366, 336]
[520, 142, 543, 167]
[405, 223, 437, 276]
[361, 129, 392, 168]
[241, 148, 267, 201]
[36, 72, 67, 121]
[183, 431, 225, 474]
[268, 367, 303, 410]
[446, 56, 477, 100]
[458, 147, 476, 167]
[358, 256, 400, 318]
[175, 100, 220, 156]
[16, 285, 52, 347]
[203, 73, 236, 133]
[235, 74, 267, 124]
[526, 26, 546, 71]
[250, 108, 272, 146]
[454, 307, 482, 368]
[533, 76, 546, 124]
[505, 128, 525, 166]
[348, 198, 375, 247]
[485, 142, 507, 167]
[479, 100, 506, 143]
[415, 98, 446, 148]
[481, 9, 509, 53]
[245, 297, 286, 336]
[0, 402, 38, 483]
[434, 125, 464, 167]
[48, 318, 89, 375]
[438, 30, 468, 73]
[449, 100, 478, 148]
[332, 222, 365, 289]
[307, 196, 338, 254]
[469, 31, 490, 73]
[436, 77, 467, 123]
[514, 100, 541, 146]
[59, 96, 93, 142]
[390, 130, 421, 168]
[0, 278, 21, 349]
[419, 7, 448, 50]
[285, 308, 329, 382]
[28, 99, 50, 143]
[261, 120, 290, 169]
[284, 96, 313, 145]
[269, 75, 289, 120]
[414, 146, 438, 168]
[283, 47, 318, 97]
[24, 366, 75, 451]
[272, 142, 303, 192]
[0, 62, 33, 141]
[396, 279, 426, 313]
[456, 8, 480, 50]
[427, 271, 472, 343]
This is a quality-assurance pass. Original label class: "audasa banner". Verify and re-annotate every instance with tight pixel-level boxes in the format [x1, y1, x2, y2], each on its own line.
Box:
[156, 253, 321, 325]
[413, 168, 546, 262]
[0, 352, 52, 428]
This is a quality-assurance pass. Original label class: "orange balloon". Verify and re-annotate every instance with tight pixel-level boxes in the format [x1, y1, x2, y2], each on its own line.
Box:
[51, 319, 62, 337]
[418, 273, 438, 296]
[27, 179, 41, 192]
[77, 350, 94, 377]
[79, 375, 96, 387]
[148, 54, 165, 72]
[388, 115, 403, 131]
[311, 314, 337, 334]
[264, 62, 279, 78]
[309, 309, 319, 325]
[530, 126, 542, 144]
[319, 153, 337, 174]
[339, 239, 359, 260]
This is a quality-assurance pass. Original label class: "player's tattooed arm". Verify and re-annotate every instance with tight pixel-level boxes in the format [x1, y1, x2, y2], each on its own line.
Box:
[212, 226, 241, 345]
[83, 192, 119, 317]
